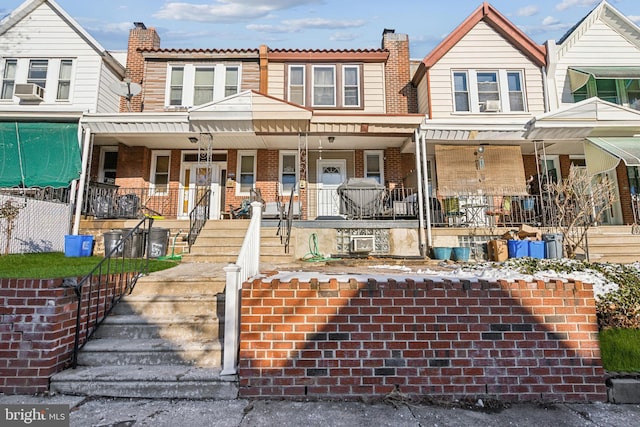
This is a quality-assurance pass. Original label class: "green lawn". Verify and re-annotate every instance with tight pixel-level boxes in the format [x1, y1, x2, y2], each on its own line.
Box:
[599, 328, 640, 372]
[0, 252, 179, 279]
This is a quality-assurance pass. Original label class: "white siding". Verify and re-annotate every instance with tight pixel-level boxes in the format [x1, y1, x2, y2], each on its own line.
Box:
[417, 76, 429, 114]
[422, 21, 545, 119]
[267, 63, 286, 100]
[553, 20, 640, 107]
[96, 64, 122, 113]
[0, 2, 113, 113]
[361, 62, 385, 113]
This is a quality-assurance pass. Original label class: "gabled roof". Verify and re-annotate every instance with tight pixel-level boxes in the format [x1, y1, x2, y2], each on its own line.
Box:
[413, 2, 546, 84]
[557, 0, 640, 50]
[0, 0, 124, 75]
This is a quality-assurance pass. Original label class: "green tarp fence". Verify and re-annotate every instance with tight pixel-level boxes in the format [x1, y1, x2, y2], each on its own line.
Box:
[0, 121, 81, 188]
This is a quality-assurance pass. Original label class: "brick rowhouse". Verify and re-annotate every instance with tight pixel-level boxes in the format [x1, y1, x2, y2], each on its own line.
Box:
[239, 277, 606, 402]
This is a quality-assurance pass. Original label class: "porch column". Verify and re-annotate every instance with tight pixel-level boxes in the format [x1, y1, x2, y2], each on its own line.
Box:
[72, 127, 92, 235]
[420, 131, 432, 248]
[414, 129, 426, 256]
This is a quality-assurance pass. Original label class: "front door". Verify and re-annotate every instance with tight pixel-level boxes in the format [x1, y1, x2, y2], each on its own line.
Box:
[317, 159, 346, 217]
[179, 163, 222, 220]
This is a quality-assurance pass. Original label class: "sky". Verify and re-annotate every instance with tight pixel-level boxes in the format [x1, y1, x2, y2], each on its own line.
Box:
[2, 0, 640, 58]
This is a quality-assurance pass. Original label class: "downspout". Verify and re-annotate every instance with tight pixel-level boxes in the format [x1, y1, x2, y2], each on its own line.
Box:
[542, 66, 550, 113]
[72, 127, 92, 235]
[414, 129, 426, 257]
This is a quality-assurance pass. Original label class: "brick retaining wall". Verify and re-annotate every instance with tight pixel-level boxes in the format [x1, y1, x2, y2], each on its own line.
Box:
[239, 277, 607, 402]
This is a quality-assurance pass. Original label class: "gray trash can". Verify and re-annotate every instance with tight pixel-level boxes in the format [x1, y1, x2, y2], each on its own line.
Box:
[147, 228, 169, 258]
[543, 233, 564, 259]
[121, 228, 144, 258]
[103, 230, 122, 256]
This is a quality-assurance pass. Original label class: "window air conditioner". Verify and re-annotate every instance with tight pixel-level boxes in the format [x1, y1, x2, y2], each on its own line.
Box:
[14, 83, 44, 101]
[350, 236, 374, 253]
[482, 100, 500, 112]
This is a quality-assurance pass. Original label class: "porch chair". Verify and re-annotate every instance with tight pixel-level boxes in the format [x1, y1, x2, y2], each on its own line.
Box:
[442, 197, 464, 226]
[229, 199, 251, 219]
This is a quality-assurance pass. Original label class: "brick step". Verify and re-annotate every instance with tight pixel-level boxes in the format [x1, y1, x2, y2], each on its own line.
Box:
[76, 338, 223, 367]
[49, 365, 237, 399]
[94, 314, 222, 341]
[114, 296, 221, 316]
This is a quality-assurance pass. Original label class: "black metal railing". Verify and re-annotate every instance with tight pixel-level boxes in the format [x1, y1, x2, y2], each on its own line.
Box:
[187, 189, 210, 249]
[83, 183, 183, 219]
[0, 186, 71, 204]
[66, 217, 154, 368]
[279, 186, 296, 253]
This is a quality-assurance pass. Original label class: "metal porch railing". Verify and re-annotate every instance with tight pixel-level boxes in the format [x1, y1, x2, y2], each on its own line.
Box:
[187, 189, 211, 249]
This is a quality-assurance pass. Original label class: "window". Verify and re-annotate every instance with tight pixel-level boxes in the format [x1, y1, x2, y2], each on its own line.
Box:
[452, 69, 527, 113]
[595, 79, 618, 103]
[364, 151, 384, 184]
[193, 67, 215, 105]
[169, 67, 184, 106]
[280, 152, 298, 194]
[288, 65, 305, 105]
[343, 66, 360, 107]
[151, 151, 171, 194]
[572, 77, 640, 109]
[628, 167, 640, 195]
[225, 67, 239, 97]
[99, 147, 118, 184]
[453, 72, 470, 112]
[237, 152, 256, 193]
[27, 60, 48, 88]
[1, 59, 17, 100]
[56, 60, 72, 100]
[313, 66, 335, 107]
[507, 71, 525, 111]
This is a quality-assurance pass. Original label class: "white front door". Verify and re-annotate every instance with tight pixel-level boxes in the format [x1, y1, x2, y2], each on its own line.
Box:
[179, 163, 222, 220]
[317, 159, 346, 217]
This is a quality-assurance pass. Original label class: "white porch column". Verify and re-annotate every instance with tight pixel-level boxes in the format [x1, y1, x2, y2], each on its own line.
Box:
[72, 127, 92, 235]
[420, 131, 433, 248]
[414, 129, 426, 257]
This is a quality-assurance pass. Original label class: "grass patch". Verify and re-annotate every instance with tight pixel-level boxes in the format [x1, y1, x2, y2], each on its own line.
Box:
[0, 252, 179, 279]
[599, 328, 640, 372]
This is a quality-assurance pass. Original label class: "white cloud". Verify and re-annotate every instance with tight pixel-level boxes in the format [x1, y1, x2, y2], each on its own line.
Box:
[247, 17, 365, 34]
[542, 16, 560, 26]
[555, 0, 599, 12]
[329, 32, 358, 42]
[516, 5, 538, 17]
[153, 0, 322, 23]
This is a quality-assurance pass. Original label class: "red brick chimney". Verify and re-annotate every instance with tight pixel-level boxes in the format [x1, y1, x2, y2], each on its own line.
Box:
[121, 22, 160, 112]
[382, 29, 416, 114]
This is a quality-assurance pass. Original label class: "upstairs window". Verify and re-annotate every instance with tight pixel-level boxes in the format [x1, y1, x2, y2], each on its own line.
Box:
[343, 66, 360, 107]
[27, 60, 48, 88]
[477, 72, 499, 107]
[452, 69, 527, 113]
[453, 72, 470, 112]
[572, 77, 640, 110]
[1, 59, 17, 100]
[225, 67, 239, 97]
[193, 67, 215, 105]
[169, 67, 184, 106]
[507, 71, 525, 111]
[56, 60, 72, 100]
[313, 66, 336, 107]
[288, 65, 305, 105]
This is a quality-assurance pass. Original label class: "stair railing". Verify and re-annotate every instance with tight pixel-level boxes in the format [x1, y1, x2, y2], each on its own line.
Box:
[187, 189, 211, 250]
[221, 201, 262, 376]
[66, 217, 154, 368]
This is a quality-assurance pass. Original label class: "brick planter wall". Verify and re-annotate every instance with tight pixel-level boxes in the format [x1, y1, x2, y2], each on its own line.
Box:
[239, 277, 607, 402]
[1, 276, 117, 394]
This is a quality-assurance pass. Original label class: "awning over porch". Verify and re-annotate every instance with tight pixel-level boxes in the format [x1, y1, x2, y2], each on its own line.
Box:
[434, 144, 528, 196]
[568, 66, 640, 92]
[0, 122, 81, 188]
[585, 137, 640, 175]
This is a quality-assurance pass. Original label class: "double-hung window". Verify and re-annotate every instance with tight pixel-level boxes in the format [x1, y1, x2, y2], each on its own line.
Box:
[312, 66, 336, 107]
[169, 67, 184, 106]
[507, 71, 525, 111]
[477, 71, 499, 108]
[151, 151, 171, 194]
[452, 69, 527, 113]
[453, 72, 470, 112]
[193, 67, 215, 105]
[280, 152, 298, 194]
[364, 151, 384, 184]
[343, 66, 360, 107]
[572, 77, 640, 109]
[238, 151, 256, 194]
[1, 59, 17, 100]
[288, 65, 305, 105]
[56, 60, 72, 101]
[224, 67, 239, 97]
[27, 59, 48, 88]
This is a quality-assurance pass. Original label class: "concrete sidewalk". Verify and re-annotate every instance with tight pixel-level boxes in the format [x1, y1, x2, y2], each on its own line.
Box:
[2, 395, 640, 427]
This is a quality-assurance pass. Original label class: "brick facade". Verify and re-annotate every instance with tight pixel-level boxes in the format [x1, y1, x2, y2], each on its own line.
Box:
[240, 277, 606, 402]
[123, 24, 161, 113]
[382, 30, 417, 114]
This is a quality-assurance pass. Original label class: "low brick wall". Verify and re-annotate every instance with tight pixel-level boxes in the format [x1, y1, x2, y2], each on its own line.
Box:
[239, 277, 607, 402]
[0, 276, 116, 394]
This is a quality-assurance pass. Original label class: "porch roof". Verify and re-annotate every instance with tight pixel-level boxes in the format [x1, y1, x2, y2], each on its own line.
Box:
[585, 137, 640, 175]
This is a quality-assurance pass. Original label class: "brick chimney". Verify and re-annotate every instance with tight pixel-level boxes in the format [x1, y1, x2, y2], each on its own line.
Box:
[121, 22, 160, 112]
[382, 29, 416, 114]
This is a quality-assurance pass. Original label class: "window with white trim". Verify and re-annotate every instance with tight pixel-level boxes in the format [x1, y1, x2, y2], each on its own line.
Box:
[452, 69, 527, 113]
[99, 147, 118, 185]
[364, 150, 384, 184]
[1, 59, 17, 100]
[312, 65, 336, 107]
[343, 66, 360, 107]
[56, 60, 72, 101]
[27, 59, 48, 88]
[237, 151, 256, 194]
[151, 151, 171, 194]
[280, 151, 298, 194]
[165, 63, 242, 107]
[288, 65, 305, 105]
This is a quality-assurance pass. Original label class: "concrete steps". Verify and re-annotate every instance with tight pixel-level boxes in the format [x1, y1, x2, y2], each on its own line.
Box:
[49, 271, 235, 399]
[586, 226, 640, 263]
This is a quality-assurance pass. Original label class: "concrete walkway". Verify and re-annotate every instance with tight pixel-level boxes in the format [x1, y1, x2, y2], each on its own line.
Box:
[1, 394, 640, 426]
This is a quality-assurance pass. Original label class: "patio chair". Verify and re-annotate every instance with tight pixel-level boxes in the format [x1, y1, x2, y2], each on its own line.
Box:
[442, 197, 464, 226]
[229, 199, 251, 219]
